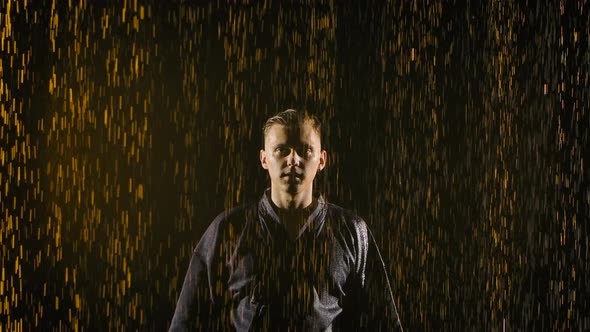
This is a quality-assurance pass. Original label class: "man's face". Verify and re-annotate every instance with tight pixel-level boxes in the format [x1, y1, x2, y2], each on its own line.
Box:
[260, 122, 326, 196]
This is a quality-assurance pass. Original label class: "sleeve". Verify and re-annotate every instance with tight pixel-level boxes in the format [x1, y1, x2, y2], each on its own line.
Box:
[169, 219, 223, 331]
[351, 219, 403, 331]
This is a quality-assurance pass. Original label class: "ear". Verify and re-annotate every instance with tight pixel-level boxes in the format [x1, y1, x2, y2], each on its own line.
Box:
[260, 149, 269, 169]
[318, 150, 327, 171]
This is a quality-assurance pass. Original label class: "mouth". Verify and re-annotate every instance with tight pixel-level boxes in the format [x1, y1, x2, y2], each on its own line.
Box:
[281, 170, 303, 180]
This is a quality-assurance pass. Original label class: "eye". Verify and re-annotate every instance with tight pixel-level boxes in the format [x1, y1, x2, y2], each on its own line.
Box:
[297, 146, 313, 158]
[274, 147, 289, 155]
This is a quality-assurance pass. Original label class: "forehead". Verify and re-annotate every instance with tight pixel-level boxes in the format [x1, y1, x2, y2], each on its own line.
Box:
[264, 122, 321, 146]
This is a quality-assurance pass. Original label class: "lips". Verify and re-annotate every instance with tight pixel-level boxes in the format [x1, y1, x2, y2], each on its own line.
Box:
[282, 170, 303, 179]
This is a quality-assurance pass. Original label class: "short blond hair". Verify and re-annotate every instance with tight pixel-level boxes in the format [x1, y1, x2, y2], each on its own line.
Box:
[262, 109, 322, 144]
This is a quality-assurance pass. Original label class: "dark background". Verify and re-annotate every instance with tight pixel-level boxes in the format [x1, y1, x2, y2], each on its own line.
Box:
[1, 0, 588, 330]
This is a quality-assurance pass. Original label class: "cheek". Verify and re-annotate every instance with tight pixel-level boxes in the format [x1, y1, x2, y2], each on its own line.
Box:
[306, 159, 321, 172]
[269, 160, 283, 172]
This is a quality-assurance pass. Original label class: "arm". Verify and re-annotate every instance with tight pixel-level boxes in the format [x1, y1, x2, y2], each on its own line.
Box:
[169, 219, 222, 331]
[347, 219, 403, 331]
[362, 224, 403, 331]
[169, 248, 207, 331]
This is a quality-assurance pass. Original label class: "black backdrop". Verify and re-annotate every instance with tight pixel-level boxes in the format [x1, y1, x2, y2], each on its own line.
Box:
[1, 0, 589, 330]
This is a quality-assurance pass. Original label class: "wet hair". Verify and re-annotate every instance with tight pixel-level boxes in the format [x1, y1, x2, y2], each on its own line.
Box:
[262, 109, 322, 144]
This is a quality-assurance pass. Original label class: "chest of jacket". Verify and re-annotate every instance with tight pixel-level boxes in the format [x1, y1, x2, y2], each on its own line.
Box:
[225, 218, 355, 330]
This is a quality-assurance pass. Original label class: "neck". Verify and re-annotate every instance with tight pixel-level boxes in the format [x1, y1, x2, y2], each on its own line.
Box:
[270, 187, 313, 210]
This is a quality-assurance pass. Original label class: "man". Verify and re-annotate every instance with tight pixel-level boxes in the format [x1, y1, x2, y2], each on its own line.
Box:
[170, 109, 402, 331]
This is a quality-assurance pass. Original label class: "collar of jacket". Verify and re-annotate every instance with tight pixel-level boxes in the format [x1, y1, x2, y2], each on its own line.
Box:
[257, 188, 328, 241]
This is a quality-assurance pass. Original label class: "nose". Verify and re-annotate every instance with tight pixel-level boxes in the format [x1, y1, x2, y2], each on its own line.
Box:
[286, 149, 301, 167]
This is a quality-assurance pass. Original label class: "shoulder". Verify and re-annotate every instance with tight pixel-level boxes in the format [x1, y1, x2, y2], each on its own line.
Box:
[209, 204, 256, 230]
[325, 202, 369, 235]
[196, 203, 258, 252]
[325, 202, 370, 278]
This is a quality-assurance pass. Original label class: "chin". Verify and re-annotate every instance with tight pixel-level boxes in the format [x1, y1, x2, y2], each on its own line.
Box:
[285, 185, 300, 194]
[283, 183, 302, 194]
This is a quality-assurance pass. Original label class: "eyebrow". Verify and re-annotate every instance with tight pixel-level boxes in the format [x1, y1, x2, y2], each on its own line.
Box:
[271, 143, 315, 151]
